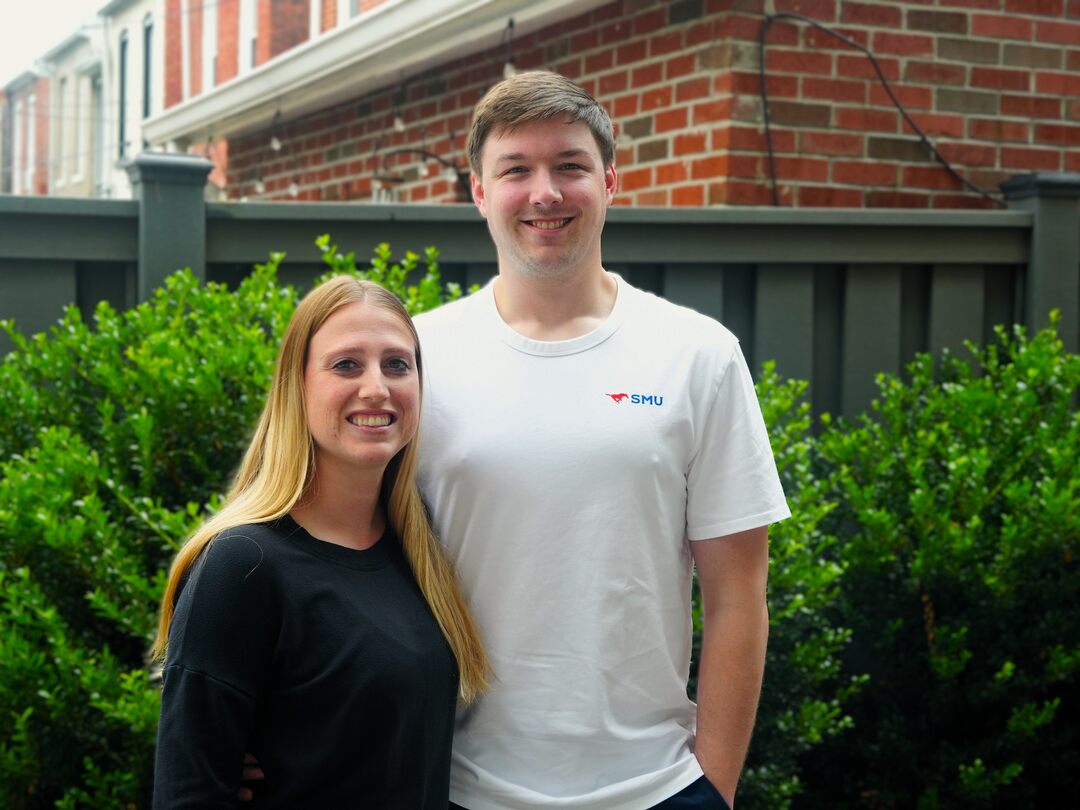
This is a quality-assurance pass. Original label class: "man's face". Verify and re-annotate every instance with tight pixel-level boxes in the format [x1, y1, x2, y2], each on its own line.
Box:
[471, 117, 617, 282]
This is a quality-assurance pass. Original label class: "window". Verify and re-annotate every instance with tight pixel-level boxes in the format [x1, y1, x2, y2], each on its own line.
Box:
[91, 73, 106, 194]
[118, 30, 128, 157]
[239, 0, 257, 73]
[26, 93, 36, 192]
[73, 76, 83, 177]
[143, 15, 153, 119]
[203, 0, 218, 89]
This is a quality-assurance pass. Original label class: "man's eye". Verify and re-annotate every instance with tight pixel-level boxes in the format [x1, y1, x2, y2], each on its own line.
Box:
[504, 166, 527, 175]
[560, 163, 584, 171]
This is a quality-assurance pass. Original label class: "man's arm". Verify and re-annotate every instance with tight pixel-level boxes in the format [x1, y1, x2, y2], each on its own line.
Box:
[690, 524, 770, 809]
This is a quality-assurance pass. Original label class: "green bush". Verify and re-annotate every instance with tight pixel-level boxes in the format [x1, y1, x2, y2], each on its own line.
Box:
[799, 319, 1080, 808]
[716, 366, 865, 808]
[0, 241, 461, 808]
[4, 236, 1074, 808]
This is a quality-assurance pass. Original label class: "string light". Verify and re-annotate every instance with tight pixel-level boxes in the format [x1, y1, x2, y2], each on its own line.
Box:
[502, 18, 517, 79]
[392, 81, 406, 133]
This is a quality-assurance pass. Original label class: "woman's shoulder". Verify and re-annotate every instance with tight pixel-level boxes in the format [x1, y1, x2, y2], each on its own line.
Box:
[194, 520, 294, 588]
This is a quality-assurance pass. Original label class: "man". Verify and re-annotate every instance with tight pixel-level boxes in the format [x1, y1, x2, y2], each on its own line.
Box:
[414, 71, 790, 809]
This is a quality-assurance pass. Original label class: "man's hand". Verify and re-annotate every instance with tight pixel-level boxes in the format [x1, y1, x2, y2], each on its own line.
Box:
[237, 752, 264, 802]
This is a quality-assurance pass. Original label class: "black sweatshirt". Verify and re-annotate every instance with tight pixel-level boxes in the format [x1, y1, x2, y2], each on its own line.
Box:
[153, 516, 458, 809]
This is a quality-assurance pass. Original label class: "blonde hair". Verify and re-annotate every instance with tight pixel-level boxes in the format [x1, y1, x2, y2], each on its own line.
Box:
[152, 277, 489, 701]
[467, 70, 615, 175]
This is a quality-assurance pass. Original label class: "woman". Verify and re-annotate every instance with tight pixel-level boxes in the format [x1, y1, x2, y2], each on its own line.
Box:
[151, 277, 488, 808]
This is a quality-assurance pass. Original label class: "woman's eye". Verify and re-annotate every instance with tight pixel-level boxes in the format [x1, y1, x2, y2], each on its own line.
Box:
[332, 359, 358, 372]
[386, 358, 411, 373]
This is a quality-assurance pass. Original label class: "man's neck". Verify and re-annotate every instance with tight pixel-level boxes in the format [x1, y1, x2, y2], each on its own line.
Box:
[492, 265, 618, 341]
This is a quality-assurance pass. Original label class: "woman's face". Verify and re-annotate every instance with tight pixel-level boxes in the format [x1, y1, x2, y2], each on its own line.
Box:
[303, 300, 420, 480]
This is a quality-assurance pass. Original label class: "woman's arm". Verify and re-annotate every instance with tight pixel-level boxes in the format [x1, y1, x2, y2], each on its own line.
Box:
[153, 531, 278, 809]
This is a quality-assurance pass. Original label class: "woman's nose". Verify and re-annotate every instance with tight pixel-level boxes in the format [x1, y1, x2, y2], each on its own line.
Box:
[357, 370, 389, 400]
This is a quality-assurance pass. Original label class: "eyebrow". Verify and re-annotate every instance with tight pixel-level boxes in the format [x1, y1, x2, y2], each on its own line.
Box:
[317, 344, 415, 361]
[494, 149, 592, 163]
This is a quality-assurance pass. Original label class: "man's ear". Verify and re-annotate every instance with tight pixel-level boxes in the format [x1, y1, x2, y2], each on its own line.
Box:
[604, 163, 617, 206]
[471, 172, 487, 217]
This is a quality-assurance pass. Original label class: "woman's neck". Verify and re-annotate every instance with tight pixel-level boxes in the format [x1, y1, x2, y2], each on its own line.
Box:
[290, 465, 386, 550]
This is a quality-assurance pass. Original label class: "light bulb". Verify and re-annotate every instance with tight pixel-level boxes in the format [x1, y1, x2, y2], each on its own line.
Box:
[288, 182, 300, 198]
[443, 165, 458, 182]
[503, 59, 517, 80]
[393, 114, 405, 133]
[254, 179, 266, 194]
[270, 136, 282, 152]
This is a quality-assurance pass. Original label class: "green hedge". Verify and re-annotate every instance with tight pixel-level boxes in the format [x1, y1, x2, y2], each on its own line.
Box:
[0, 246, 1075, 808]
[0, 243, 460, 808]
[799, 320, 1080, 808]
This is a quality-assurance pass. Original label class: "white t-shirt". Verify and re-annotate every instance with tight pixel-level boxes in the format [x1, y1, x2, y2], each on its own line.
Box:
[415, 275, 790, 810]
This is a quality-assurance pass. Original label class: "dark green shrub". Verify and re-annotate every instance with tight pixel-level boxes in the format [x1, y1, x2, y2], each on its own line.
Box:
[0, 241, 461, 808]
[800, 319, 1080, 808]
[691, 365, 864, 809]
[0, 259, 293, 808]
[19, 234, 1068, 809]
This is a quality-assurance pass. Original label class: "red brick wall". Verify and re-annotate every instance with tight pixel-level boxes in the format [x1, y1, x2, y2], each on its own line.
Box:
[223, 0, 1080, 207]
[164, 0, 183, 107]
[11, 78, 52, 195]
[321, 0, 336, 33]
[267, 0, 310, 64]
[218, 0, 240, 85]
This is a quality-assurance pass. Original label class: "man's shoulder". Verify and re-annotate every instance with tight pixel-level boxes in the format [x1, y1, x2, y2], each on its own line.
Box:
[622, 279, 739, 355]
[414, 289, 483, 336]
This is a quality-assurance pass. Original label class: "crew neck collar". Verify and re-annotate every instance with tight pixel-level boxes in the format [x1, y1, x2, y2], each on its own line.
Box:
[274, 514, 395, 570]
[483, 273, 628, 357]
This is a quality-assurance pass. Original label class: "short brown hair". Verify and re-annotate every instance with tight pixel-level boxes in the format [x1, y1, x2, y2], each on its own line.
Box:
[467, 71, 615, 174]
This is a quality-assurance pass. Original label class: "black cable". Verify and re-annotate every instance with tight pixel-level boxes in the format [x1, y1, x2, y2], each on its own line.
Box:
[758, 12, 1006, 208]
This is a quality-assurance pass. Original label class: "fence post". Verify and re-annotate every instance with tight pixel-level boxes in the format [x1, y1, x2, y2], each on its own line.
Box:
[1000, 172, 1080, 353]
[125, 152, 213, 302]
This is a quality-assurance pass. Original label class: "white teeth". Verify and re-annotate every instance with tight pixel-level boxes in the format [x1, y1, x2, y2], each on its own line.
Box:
[348, 415, 391, 427]
[531, 219, 570, 230]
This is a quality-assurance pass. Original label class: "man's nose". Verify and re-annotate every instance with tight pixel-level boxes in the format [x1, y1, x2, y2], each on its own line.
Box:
[529, 170, 563, 207]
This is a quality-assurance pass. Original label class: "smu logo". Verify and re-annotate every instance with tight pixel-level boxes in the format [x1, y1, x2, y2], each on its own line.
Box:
[605, 392, 665, 406]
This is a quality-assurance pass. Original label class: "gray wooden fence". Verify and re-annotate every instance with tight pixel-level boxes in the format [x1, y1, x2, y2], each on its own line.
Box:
[1, 153, 1078, 418]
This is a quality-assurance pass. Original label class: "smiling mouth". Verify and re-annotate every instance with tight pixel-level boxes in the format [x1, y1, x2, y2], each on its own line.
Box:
[526, 218, 573, 230]
[348, 414, 392, 427]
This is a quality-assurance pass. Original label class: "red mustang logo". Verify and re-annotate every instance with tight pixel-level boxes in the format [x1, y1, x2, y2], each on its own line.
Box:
[605, 393, 629, 403]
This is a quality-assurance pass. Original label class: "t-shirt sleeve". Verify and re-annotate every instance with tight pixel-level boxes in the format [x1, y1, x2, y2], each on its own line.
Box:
[153, 529, 279, 809]
[686, 342, 791, 540]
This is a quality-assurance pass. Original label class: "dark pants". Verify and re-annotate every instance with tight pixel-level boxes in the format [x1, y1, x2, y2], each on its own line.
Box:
[651, 776, 732, 809]
[449, 776, 731, 810]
